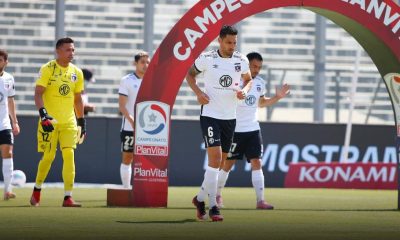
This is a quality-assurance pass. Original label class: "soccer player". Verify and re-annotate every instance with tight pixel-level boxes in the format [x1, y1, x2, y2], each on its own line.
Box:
[0, 49, 20, 200]
[186, 25, 252, 221]
[118, 51, 150, 189]
[30, 37, 86, 207]
[81, 68, 96, 116]
[217, 52, 290, 209]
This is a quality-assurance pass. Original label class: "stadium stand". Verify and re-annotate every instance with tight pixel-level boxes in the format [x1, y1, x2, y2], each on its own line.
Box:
[0, 0, 392, 124]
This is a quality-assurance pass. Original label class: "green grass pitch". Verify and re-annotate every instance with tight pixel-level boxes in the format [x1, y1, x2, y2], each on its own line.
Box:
[0, 187, 399, 240]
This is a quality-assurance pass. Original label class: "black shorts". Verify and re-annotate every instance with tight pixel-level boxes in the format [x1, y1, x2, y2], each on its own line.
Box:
[227, 130, 263, 162]
[0, 129, 13, 145]
[120, 130, 134, 153]
[200, 116, 236, 153]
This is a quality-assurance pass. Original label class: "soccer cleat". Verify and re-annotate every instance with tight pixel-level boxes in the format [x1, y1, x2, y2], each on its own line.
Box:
[256, 200, 274, 210]
[216, 195, 224, 208]
[3, 192, 16, 200]
[209, 206, 224, 222]
[30, 189, 41, 207]
[62, 196, 82, 207]
[192, 196, 207, 220]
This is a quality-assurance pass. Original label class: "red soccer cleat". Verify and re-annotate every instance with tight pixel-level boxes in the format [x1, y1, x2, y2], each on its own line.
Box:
[209, 206, 223, 222]
[30, 189, 41, 207]
[62, 196, 82, 207]
[192, 196, 207, 220]
[4, 192, 16, 200]
[256, 200, 274, 210]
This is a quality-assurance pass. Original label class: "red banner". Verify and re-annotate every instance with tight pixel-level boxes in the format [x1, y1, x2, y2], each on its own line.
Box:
[122, 0, 400, 207]
[285, 162, 398, 189]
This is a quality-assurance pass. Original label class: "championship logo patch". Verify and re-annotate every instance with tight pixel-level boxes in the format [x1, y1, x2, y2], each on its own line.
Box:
[71, 73, 77, 82]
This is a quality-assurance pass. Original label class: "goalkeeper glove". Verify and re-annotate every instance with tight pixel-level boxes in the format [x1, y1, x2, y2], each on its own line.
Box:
[76, 118, 86, 144]
[39, 107, 54, 132]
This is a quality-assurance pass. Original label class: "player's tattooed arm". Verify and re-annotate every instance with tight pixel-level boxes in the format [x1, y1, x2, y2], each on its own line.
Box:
[186, 65, 209, 105]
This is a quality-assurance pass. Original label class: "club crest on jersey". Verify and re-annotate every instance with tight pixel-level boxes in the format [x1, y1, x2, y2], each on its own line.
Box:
[257, 85, 261, 92]
[219, 75, 232, 87]
[3, 81, 11, 90]
[234, 63, 241, 72]
[71, 73, 77, 82]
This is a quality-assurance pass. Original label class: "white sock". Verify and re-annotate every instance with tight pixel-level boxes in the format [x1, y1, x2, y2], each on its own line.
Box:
[196, 179, 207, 202]
[252, 169, 265, 202]
[205, 167, 219, 207]
[120, 163, 132, 188]
[64, 191, 72, 197]
[2, 158, 13, 193]
[197, 167, 219, 206]
[217, 170, 230, 196]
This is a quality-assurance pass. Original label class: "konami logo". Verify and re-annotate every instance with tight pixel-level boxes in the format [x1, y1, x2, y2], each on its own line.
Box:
[284, 162, 398, 189]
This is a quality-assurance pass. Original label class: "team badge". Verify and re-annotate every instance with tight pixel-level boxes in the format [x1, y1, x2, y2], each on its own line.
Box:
[3, 81, 11, 90]
[257, 86, 261, 92]
[234, 63, 241, 72]
[71, 73, 77, 82]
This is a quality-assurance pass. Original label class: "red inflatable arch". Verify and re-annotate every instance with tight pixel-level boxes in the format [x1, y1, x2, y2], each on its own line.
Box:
[108, 0, 400, 208]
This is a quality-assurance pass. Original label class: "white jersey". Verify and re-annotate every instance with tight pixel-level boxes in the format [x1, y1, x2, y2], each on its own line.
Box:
[0, 71, 15, 131]
[194, 50, 250, 120]
[118, 73, 142, 131]
[235, 76, 266, 132]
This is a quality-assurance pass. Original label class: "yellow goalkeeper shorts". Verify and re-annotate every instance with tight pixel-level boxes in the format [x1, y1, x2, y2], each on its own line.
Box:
[37, 121, 78, 152]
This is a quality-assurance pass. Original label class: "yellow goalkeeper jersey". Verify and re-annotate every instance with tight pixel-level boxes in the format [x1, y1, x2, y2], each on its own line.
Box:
[36, 60, 84, 124]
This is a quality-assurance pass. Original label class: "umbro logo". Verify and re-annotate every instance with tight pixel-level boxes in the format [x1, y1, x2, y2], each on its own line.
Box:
[212, 64, 218, 69]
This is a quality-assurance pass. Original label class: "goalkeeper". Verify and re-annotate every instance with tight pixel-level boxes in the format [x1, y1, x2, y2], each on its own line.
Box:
[30, 37, 86, 207]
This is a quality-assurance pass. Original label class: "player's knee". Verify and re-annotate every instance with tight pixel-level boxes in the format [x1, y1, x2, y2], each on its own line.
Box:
[122, 152, 133, 164]
[251, 159, 262, 170]
[42, 151, 56, 163]
[62, 148, 74, 161]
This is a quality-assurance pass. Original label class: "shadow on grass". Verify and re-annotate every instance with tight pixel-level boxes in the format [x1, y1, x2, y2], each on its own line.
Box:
[165, 207, 400, 212]
[116, 219, 197, 224]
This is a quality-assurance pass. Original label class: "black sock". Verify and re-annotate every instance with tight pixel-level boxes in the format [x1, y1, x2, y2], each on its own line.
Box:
[33, 187, 41, 192]
[64, 196, 71, 201]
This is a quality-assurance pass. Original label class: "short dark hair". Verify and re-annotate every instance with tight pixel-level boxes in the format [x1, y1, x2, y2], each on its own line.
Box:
[0, 49, 8, 61]
[56, 37, 74, 49]
[219, 25, 238, 38]
[134, 51, 149, 62]
[247, 52, 263, 62]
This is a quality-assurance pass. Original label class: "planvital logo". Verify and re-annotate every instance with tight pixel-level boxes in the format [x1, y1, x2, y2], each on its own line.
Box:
[138, 103, 167, 135]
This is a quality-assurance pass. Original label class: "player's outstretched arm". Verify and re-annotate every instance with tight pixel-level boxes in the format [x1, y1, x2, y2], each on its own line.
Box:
[259, 83, 290, 108]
